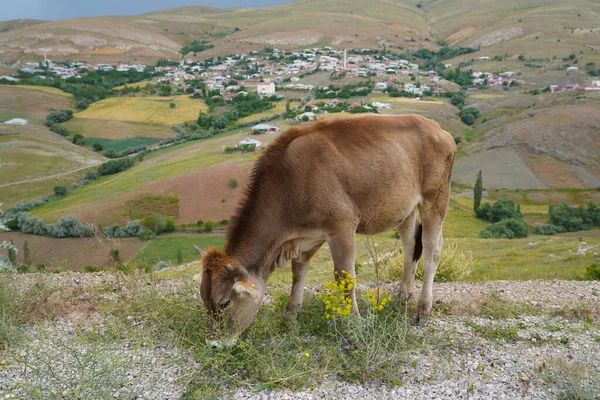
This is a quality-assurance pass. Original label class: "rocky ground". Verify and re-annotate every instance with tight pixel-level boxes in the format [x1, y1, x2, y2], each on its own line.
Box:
[0, 273, 599, 399]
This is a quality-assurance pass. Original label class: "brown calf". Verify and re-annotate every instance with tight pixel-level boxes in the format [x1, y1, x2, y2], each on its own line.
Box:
[195, 114, 456, 347]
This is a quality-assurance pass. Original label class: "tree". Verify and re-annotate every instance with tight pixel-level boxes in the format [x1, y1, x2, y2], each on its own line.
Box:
[8, 240, 16, 266]
[170, 102, 176, 108]
[458, 107, 480, 125]
[23, 240, 31, 266]
[474, 170, 483, 212]
[177, 247, 183, 265]
[53, 185, 68, 197]
[93, 142, 104, 151]
[72, 134, 85, 145]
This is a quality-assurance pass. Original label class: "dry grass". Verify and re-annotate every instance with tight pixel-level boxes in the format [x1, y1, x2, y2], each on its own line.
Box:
[76, 95, 208, 126]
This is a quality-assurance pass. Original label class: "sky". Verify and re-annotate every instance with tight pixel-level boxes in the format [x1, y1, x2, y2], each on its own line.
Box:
[1, 0, 296, 21]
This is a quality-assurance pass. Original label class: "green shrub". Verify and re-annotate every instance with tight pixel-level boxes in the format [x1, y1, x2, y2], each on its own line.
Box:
[47, 123, 69, 136]
[48, 216, 92, 238]
[583, 264, 600, 281]
[535, 224, 566, 235]
[83, 265, 101, 273]
[480, 218, 529, 239]
[83, 170, 99, 181]
[138, 228, 155, 241]
[458, 107, 480, 125]
[476, 199, 522, 222]
[53, 185, 68, 197]
[97, 157, 135, 176]
[163, 220, 176, 234]
[72, 134, 85, 145]
[229, 178, 238, 188]
[202, 220, 214, 232]
[92, 142, 103, 151]
[46, 109, 73, 125]
[548, 201, 600, 232]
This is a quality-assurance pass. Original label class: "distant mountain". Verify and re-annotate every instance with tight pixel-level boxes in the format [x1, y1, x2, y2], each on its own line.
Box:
[0, 19, 46, 33]
[0, 0, 598, 63]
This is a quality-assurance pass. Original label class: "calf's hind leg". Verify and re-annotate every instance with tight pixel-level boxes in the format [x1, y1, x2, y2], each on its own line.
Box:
[417, 194, 449, 326]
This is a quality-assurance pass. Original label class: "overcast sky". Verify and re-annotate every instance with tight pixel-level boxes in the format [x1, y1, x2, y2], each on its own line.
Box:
[2, 0, 295, 21]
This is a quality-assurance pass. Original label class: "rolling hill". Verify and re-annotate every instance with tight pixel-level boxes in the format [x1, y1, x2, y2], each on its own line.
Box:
[1, 0, 599, 63]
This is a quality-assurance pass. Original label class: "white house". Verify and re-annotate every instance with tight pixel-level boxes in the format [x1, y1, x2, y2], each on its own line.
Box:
[256, 82, 276, 96]
[239, 138, 262, 148]
[296, 112, 318, 121]
[372, 102, 392, 110]
[375, 82, 388, 90]
[4, 118, 28, 126]
[566, 66, 579, 72]
[250, 124, 281, 133]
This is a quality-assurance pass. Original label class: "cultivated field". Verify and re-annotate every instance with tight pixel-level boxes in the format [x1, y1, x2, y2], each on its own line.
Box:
[0, 85, 74, 123]
[75, 95, 208, 126]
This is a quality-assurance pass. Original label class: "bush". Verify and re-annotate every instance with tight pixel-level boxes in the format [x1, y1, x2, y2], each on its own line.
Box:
[476, 199, 523, 222]
[47, 123, 69, 136]
[72, 134, 85, 145]
[380, 243, 474, 282]
[229, 178, 238, 188]
[97, 157, 135, 176]
[53, 185, 68, 197]
[163, 220, 176, 234]
[48, 216, 92, 238]
[548, 202, 600, 232]
[480, 218, 529, 239]
[458, 107, 480, 125]
[46, 109, 73, 125]
[126, 220, 141, 236]
[83, 265, 101, 273]
[138, 228, 155, 241]
[83, 170, 99, 181]
[93, 142, 104, 151]
[535, 224, 566, 235]
[16, 213, 47, 235]
[196, 219, 204, 226]
[583, 263, 600, 281]
[202, 220, 214, 232]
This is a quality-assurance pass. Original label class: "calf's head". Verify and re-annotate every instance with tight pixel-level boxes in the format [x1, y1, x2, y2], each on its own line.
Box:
[194, 245, 262, 348]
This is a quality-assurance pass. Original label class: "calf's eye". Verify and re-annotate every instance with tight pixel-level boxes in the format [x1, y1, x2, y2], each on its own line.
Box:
[219, 300, 231, 310]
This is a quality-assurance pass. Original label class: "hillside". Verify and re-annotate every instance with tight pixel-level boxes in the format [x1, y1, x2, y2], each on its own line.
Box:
[1, 0, 599, 63]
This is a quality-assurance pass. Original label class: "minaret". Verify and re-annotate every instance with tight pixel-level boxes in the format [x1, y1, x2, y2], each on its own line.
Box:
[343, 50, 347, 70]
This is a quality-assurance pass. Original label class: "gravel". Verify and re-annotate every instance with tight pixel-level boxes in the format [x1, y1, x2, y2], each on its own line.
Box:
[1, 273, 599, 399]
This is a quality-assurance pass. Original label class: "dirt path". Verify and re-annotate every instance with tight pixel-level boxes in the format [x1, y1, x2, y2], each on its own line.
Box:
[0, 162, 102, 188]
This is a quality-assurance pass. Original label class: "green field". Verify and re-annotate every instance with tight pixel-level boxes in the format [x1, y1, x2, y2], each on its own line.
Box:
[135, 235, 224, 266]
[85, 136, 161, 151]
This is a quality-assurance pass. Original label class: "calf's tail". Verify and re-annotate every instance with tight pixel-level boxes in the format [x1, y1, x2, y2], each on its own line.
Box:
[413, 223, 423, 262]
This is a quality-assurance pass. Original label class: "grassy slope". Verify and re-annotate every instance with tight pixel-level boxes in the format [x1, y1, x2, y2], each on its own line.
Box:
[0, 86, 105, 206]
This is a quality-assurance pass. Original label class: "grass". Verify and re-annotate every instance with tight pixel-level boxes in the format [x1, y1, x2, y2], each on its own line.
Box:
[63, 118, 175, 140]
[85, 136, 161, 151]
[238, 102, 287, 123]
[76, 95, 208, 125]
[111, 279, 419, 395]
[0, 84, 74, 100]
[136, 235, 224, 268]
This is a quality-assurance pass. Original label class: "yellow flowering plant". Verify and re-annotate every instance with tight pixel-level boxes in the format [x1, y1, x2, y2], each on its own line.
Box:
[317, 271, 356, 320]
[364, 288, 391, 312]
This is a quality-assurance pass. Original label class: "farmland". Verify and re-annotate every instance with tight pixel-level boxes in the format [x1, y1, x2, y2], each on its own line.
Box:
[75, 95, 208, 125]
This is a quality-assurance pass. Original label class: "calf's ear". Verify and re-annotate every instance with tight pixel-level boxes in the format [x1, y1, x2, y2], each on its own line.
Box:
[233, 281, 260, 300]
